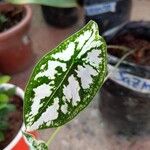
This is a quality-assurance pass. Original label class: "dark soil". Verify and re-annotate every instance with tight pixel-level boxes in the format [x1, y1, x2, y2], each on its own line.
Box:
[0, 95, 23, 149]
[0, 6, 25, 32]
[108, 33, 150, 66]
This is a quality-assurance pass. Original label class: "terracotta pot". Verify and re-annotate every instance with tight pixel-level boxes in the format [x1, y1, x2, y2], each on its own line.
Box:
[0, 4, 33, 74]
[1, 83, 37, 150]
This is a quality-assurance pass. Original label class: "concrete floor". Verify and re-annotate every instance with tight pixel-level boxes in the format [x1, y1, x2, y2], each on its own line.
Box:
[12, 0, 150, 149]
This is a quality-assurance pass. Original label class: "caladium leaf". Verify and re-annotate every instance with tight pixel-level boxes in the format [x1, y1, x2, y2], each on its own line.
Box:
[6, 0, 77, 8]
[23, 131, 48, 150]
[24, 20, 107, 131]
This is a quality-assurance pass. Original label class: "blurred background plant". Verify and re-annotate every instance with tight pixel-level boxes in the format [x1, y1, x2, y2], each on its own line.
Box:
[6, 0, 82, 28]
[0, 76, 16, 142]
[0, 13, 7, 27]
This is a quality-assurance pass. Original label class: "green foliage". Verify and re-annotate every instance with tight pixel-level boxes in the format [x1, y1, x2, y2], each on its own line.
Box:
[0, 76, 16, 142]
[6, 0, 78, 8]
[0, 14, 7, 29]
[0, 132, 5, 142]
[24, 20, 107, 132]
[0, 76, 11, 84]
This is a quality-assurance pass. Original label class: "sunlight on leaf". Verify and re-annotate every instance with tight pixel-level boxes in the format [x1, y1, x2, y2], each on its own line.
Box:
[24, 21, 107, 131]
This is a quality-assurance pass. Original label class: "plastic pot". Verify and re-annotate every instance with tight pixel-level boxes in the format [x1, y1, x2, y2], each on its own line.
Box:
[0, 83, 37, 150]
[84, 0, 132, 34]
[41, 6, 78, 28]
[0, 4, 33, 74]
[0, 83, 26, 150]
[100, 21, 150, 137]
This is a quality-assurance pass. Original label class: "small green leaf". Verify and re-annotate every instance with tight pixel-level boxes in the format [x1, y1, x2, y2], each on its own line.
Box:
[24, 21, 107, 131]
[0, 94, 9, 103]
[0, 104, 9, 111]
[0, 76, 11, 84]
[0, 87, 16, 97]
[6, 0, 77, 8]
[0, 104, 16, 114]
[23, 131, 48, 150]
[5, 87, 16, 96]
[0, 121, 8, 130]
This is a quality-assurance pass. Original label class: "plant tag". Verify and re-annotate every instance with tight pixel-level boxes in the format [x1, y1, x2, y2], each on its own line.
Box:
[85, 1, 117, 16]
[109, 65, 150, 94]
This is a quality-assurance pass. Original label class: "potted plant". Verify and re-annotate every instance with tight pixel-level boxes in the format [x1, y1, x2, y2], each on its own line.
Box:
[7, 0, 81, 28]
[100, 21, 150, 137]
[4, 0, 107, 149]
[4, 0, 144, 148]
[0, 2, 33, 74]
[0, 75, 38, 150]
[0, 76, 26, 149]
[2, 13, 108, 148]
[4, 0, 148, 149]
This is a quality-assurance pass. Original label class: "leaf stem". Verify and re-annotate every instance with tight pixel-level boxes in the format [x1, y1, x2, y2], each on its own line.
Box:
[104, 46, 136, 82]
[46, 126, 63, 148]
[107, 45, 131, 52]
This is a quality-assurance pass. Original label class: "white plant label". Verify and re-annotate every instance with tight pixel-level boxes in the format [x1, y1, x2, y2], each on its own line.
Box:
[85, 1, 117, 16]
[109, 65, 150, 94]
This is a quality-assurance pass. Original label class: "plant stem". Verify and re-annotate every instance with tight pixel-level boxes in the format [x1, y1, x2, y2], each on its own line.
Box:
[107, 45, 131, 52]
[104, 46, 136, 82]
[46, 126, 63, 148]
[114, 49, 135, 69]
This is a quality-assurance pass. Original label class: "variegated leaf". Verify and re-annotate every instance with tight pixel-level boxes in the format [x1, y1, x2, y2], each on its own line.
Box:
[24, 20, 107, 131]
[23, 132, 48, 150]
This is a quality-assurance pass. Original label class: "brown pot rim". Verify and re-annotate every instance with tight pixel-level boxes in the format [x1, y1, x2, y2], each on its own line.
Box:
[0, 4, 32, 40]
